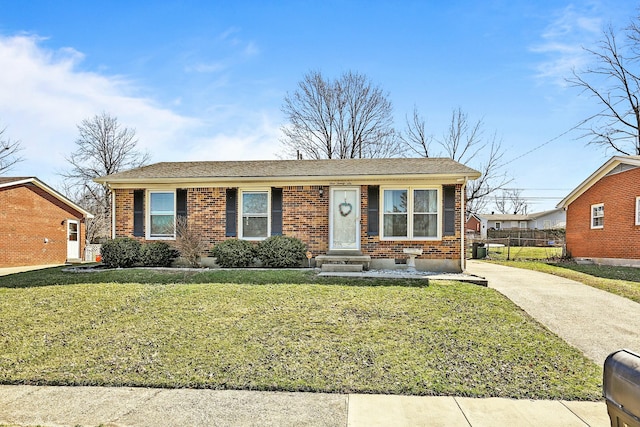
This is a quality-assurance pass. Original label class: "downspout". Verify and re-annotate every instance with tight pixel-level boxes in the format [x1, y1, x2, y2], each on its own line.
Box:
[111, 186, 116, 240]
[460, 179, 467, 272]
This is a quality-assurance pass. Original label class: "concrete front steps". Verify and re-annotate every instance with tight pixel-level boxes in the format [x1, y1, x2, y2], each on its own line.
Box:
[316, 251, 371, 273]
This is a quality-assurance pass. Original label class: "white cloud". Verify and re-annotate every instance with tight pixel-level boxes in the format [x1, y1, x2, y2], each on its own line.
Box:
[0, 34, 282, 189]
[531, 4, 603, 85]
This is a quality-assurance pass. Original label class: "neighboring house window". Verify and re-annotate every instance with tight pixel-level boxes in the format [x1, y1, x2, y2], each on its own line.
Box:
[240, 190, 270, 239]
[636, 197, 640, 226]
[494, 222, 501, 230]
[519, 221, 527, 229]
[149, 191, 175, 238]
[382, 188, 439, 239]
[591, 203, 604, 229]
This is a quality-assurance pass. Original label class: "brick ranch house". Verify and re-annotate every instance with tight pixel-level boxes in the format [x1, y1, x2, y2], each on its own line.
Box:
[557, 155, 640, 267]
[0, 177, 93, 267]
[95, 158, 481, 272]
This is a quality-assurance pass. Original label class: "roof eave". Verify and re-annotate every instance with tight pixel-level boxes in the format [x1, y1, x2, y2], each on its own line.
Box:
[1, 177, 94, 218]
[557, 156, 640, 208]
[96, 171, 481, 187]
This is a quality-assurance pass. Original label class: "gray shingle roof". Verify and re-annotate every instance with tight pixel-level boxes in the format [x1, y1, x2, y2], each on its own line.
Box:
[95, 158, 481, 183]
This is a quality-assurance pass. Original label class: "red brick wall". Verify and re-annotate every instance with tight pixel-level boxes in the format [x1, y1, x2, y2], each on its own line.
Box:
[361, 184, 462, 260]
[566, 167, 640, 259]
[282, 186, 329, 255]
[113, 184, 463, 260]
[0, 183, 86, 267]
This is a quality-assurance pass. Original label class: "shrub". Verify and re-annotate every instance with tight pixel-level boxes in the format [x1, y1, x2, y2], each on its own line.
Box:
[175, 217, 208, 267]
[257, 235, 307, 268]
[140, 241, 178, 267]
[211, 239, 256, 268]
[101, 237, 141, 268]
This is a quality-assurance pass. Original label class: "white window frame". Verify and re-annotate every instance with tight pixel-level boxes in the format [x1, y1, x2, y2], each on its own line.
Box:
[380, 186, 441, 241]
[239, 189, 271, 240]
[494, 221, 502, 230]
[519, 221, 527, 229]
[591, 203, 604, 229]
[636, 197, 640, 226]
[147, 190, 176, 240]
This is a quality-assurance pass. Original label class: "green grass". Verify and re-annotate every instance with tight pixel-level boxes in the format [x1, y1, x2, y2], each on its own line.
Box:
[491, 260, 640, 303]
[0, 268, 601, 400]
[484, 246, 563, 261]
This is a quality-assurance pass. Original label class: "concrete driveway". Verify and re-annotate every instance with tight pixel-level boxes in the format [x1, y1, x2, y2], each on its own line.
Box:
[466, 260, 640, 365]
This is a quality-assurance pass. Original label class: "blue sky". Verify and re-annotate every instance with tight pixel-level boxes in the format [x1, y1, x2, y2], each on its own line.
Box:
[0, 0, 637, 212]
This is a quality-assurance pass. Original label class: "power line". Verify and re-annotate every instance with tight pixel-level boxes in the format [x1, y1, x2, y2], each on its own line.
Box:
[501, 116, 593, 167]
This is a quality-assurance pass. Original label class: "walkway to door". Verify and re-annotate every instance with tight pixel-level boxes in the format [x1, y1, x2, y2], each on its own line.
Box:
[466, 260, 640, 364]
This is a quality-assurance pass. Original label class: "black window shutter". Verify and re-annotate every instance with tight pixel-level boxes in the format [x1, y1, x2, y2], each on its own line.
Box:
[367, 186, 379, 236]
[225, 188, 237, 237]
[133, 190, 144, 237]
[177, 189, 187, 220]
[443, 185, 456, 236]
[271, 188, 283, 236]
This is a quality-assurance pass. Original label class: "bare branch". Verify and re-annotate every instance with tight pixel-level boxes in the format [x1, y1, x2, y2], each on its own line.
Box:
[280, 70, 402, 159]
[567, 23, 640, 155]
[399, 106, 432, 157]
[0, 126, 24, 175]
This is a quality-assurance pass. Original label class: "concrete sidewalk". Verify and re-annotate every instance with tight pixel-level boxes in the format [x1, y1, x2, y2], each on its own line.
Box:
[466, 260, 640, 364]
[0, 264, 62, 276]
[0, 385, 609, 427]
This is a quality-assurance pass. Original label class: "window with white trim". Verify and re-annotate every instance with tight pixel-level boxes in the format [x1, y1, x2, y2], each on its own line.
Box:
[149, 191, 175, 238]
[591, 203, 604, 229]
[240, 190, 270, 239]
[636, 197, 640, 226]
[381, 188, 439, 239]
[494, 221, 502, 230]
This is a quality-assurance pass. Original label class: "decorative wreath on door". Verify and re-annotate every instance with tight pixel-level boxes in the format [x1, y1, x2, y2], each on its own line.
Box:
[339, 201, 353, 217]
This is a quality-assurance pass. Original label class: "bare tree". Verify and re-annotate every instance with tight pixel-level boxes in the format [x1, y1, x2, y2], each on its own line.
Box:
[61, 112, 150, 242]
[0, 126, 23, 175]
[494, 189, 528, 215]
[568, 23, 640, 155]
[400, 106, 432, 157]
[402, 108, 511, 214]
[281, 70, 403, 159]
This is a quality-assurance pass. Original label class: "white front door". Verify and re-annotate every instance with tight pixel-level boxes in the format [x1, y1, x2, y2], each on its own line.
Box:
[66, 220, 80, 260]
[329, 187, 360, 251]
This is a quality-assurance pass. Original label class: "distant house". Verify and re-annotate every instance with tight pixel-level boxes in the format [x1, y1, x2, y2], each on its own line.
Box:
[557, 156, 640, 267]
[0, 177, 93, 267]
[468, 209, 566, 239]
[95, 158, 481, 272]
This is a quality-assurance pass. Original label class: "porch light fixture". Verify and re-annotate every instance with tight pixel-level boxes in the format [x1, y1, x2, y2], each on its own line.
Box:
[319, 187, 324, 197]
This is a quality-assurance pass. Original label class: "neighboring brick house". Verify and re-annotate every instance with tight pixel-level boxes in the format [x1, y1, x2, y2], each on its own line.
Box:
[0, 177, 93, 267]
[557, 156, 640, 267]
[95, 158, 480, 272]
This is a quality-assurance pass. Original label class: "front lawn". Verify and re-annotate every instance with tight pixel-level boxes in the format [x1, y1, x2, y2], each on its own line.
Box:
[0, 269, 602, 400]
[491, 261, 640, 303]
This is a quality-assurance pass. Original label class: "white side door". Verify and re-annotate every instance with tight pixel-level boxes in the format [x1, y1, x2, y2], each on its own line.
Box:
[66, 219, 80, 260]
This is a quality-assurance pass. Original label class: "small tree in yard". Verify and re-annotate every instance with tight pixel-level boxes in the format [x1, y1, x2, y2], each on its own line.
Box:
[175, 217, 208, 267]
